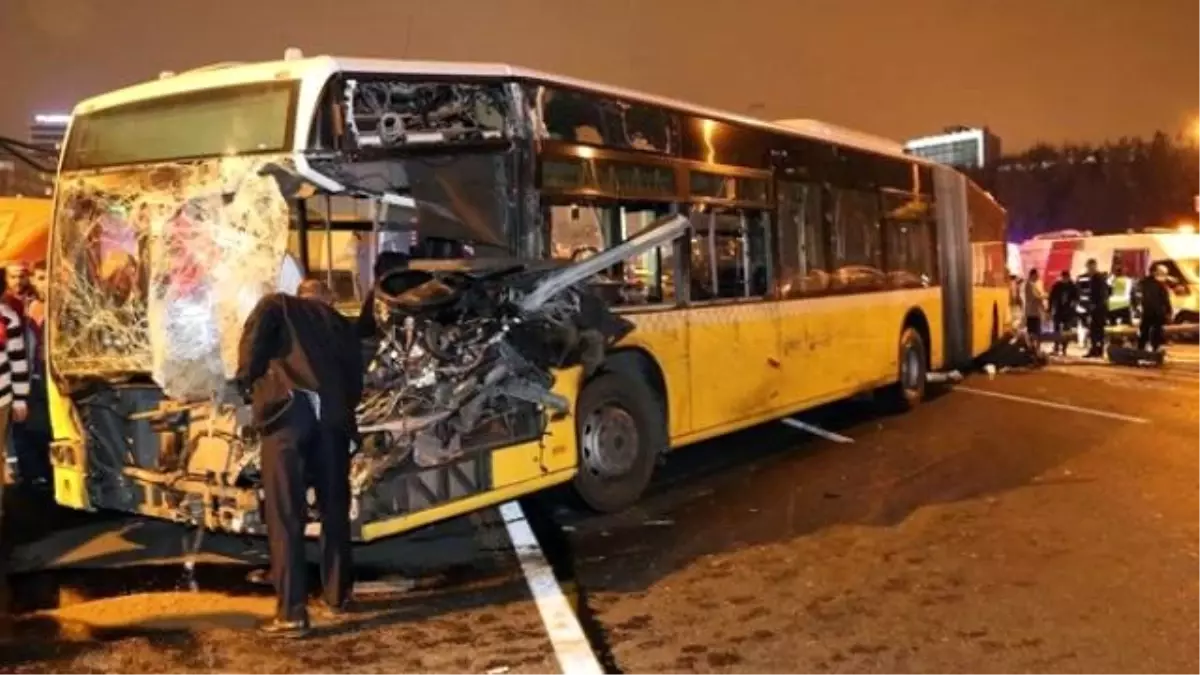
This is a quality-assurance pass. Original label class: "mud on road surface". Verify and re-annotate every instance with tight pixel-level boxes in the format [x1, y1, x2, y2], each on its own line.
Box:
[2, 353, 1197, 673]
[1, 511, 560, 674]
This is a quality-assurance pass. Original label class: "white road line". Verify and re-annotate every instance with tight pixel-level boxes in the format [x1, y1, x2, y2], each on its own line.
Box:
[955, 386, 1150, 424]
[498, 501, 603, 675]
[782, 417, 855, 443]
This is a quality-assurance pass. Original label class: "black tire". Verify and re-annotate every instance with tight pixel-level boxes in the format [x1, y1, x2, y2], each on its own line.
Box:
[572, 372, 664, 513]
[881, 326, 927, 413]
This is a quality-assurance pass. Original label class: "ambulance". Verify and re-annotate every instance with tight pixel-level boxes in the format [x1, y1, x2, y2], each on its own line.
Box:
[1018, 229, 1200, 323]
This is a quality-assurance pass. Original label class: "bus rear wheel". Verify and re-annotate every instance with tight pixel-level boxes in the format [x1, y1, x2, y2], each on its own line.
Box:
[881, 326, 927, 412]
[573, 372, 664, 513]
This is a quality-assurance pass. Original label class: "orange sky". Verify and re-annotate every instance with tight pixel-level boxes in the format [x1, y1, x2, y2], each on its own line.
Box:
[1, 0, 1196, 151]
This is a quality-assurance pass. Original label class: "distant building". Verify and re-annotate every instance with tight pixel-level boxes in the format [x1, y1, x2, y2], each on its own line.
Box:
[0, 160, 53, 197]
[29, 113, 70, 152]
[0, 113, 67, 197]
[904, 126, 1001, 169]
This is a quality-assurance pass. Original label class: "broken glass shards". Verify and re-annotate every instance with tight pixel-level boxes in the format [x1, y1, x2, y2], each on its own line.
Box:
[344, 79, 513, 148]
[147, 157, 291, 401]
[531, 85, 681, 156]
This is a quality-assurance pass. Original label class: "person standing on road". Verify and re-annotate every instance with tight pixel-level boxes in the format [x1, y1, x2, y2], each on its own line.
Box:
[0, 276, 33, 489]
[0, 289, 25, 640]
[1107, 262, 1133, 326]
[1023, 269, 1046, 342]
[1083, 259, 1111, 358]
[1137, 264, 1172, 353]
[1048, 270, 1079, 356]
[236, 279, 363, 639]
[13, 262, 50, 494]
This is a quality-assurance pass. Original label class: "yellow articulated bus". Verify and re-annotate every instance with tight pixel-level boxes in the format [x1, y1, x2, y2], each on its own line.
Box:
[45, 52, 1007, 541]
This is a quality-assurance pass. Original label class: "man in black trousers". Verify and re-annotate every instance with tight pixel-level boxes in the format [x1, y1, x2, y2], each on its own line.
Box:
[0, 461, 9, 641]
[1137, 264, 1173, 353]
[1082, 259, 1111, 358]
[236, 279, 363, 639]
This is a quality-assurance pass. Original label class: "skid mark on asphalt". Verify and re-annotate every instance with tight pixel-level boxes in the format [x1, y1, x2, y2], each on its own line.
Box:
[956, 386, 1150, 424]
[781, 418, 854, 443]
[500, 501, 603, 675]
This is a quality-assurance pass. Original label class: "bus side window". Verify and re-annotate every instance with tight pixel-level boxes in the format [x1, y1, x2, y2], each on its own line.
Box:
[691, 207, 772, 301]
[777, 182, 827, 298]
[881, 191, 937, 288]
[689, 209, 716, 301]
[548, 203, 617, 262]
[830, 188, 886, 292]
[288, 197, 368, 309]
[618, 204, 676, 306]
[546, 201, 676, 307]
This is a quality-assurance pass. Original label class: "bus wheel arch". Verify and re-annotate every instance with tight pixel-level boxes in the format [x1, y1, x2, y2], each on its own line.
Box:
[594, 347, 670, 435]
[903, 307, 932, 370]
[881, 308, 930, 412]
[571, 363, 666, 513]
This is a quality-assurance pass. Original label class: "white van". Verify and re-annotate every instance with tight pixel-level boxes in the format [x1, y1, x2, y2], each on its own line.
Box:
[1018, 229, 1200, 323]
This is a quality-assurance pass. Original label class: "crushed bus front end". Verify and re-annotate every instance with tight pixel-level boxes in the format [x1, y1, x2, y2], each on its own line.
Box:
[45, 145, 686, 541]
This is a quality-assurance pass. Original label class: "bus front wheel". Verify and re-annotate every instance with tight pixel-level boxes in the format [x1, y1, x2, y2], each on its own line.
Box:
[573, 372, 664, 513]
[881, 326, 927, 412]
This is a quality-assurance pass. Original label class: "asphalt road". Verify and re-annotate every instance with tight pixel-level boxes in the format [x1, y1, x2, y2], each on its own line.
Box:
[1, 346, 1196, 673]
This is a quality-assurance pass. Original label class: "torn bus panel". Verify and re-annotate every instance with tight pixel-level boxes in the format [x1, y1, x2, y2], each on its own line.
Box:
[529, 84, 681, 155]
[343, 78, 514, 148]
[49, 156, 292, 399]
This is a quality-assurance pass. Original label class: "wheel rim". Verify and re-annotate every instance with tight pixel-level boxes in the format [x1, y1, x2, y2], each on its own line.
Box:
[580, 404, 640, 478]
[902, 346, 922, 390]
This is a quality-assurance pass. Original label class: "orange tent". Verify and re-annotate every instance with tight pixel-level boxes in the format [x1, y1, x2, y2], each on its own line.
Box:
[0, 197, 51, 265]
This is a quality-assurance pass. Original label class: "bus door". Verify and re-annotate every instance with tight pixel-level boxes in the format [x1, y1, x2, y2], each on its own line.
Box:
[685, 206, 782, 431]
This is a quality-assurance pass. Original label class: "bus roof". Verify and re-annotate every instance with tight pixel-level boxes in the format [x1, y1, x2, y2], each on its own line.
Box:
[73, 54, 934, 166]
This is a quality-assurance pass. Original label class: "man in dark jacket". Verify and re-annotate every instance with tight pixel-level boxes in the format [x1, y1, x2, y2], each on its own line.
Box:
[1137, 264, 1173, 352]
[1082, 259, 1110, 358]
[1048, 270, 1079, 356]
[236, 280, 363, 639]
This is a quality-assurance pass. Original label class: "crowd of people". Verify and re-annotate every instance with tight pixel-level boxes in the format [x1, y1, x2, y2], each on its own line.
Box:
[1010, 259, 1175, 358]
[0, 261, 50, 493]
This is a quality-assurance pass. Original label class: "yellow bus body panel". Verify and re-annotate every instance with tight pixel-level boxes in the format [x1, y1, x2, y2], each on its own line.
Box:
[47, 366, 91, 510]
[622, 287, 945, 448]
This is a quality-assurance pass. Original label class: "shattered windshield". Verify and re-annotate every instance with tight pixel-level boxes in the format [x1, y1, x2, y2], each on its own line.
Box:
[49, 156, 292, 384]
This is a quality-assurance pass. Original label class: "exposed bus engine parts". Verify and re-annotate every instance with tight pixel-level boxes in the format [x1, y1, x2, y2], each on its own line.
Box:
[353, 214, 687, 471]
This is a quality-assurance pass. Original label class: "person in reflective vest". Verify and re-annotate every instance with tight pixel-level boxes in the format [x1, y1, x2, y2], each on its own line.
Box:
[1107, 262, 1133, 326]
